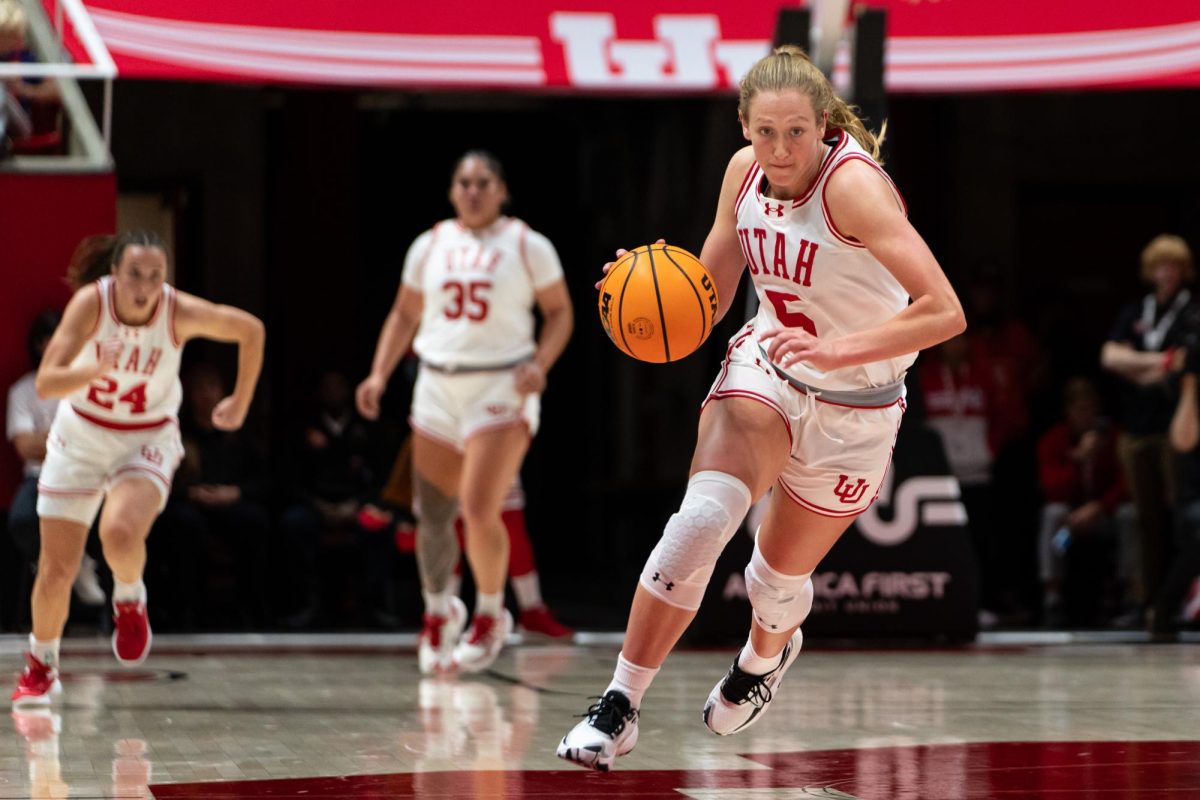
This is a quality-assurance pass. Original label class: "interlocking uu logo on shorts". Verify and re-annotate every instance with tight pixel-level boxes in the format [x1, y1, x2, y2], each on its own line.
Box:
[833, 475, 869, 505]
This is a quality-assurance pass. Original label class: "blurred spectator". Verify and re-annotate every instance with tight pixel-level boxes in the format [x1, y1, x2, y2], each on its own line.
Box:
[1036, 377, 1134, 626]
[1155, 349, 1200, 633]
[153, 362, 270, 628]
[919, 333, 1004, 623]
[0, 0, 62, 157]
[966, 272, 1045, 445]
[278, 370, 392, 627]
[1101, 234, 1200, 619]
[6, 310, 105, 607]
[965, 271, 1047, 618]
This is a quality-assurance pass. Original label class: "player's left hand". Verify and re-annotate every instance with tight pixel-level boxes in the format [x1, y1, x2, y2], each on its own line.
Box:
[759, 328, 841, 373]
[211, 396, 249, 431]
[514, 361, 546, 394]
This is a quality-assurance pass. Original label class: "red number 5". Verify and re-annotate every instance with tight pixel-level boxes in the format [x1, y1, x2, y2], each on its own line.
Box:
[764, 289, 817, 336]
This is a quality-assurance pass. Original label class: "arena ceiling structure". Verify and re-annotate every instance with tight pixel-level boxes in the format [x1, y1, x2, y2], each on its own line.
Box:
[50, 0, 1200, 93]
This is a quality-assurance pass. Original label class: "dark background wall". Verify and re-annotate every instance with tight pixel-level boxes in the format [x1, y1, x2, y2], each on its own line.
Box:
[104, 82, 1200, 616]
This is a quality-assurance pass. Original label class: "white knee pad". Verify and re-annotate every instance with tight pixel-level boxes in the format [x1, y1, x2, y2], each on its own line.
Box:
[745, 544, 813, 633]
[639, 471, 752, 611]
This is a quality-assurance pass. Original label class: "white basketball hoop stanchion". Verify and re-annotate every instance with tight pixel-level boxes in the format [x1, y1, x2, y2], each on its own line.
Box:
[53, 0, 64, 57]
[0, 0, 116, 167]
[810, 0, 852, 77]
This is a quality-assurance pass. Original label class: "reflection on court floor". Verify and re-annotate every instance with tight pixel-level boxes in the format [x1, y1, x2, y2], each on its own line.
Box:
[2, 633, 1198, 798]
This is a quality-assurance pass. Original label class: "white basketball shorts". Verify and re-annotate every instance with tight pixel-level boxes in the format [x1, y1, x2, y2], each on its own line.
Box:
[410, 365, 539, 452]
[703, 322, 905, 517]
[37, 403, 184, 526]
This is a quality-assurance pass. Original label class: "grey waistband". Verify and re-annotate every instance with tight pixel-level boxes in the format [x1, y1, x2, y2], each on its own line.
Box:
[421, 357, 529, 375]
[758, 346, 905, 408]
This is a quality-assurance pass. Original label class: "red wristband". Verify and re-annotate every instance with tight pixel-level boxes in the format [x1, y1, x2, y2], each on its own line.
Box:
[1163, 348, 1177, 372]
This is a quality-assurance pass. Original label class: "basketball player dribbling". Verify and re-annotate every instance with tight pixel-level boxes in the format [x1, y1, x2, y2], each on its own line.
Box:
[356, 150, 573, 674]
[558, 46, 966, 770]
[12, 231, 265, 706]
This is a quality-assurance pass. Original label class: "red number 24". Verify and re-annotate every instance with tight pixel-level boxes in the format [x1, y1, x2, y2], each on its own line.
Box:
[87, 379, 148, 414]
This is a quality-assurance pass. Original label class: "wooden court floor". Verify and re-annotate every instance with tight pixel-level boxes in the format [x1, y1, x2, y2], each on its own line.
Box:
[2, 633, 1198, 798]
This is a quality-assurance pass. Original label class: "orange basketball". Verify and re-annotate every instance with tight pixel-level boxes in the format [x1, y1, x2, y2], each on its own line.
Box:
[597, 244, 718, 363]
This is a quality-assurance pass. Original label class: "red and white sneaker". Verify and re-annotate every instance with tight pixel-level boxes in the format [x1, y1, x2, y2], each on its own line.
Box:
[11, 653, 62, 707]
[518, 606, 575, 639]
[113, 600, 152, 665]
[453, 610, 514, 673]
[418, 596, 467, 675]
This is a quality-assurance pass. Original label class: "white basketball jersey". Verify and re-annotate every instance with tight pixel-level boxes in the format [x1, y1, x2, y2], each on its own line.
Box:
[403, 217, 564, 367]
[734, 130, 915, 391]
[67, 276, 183, 427]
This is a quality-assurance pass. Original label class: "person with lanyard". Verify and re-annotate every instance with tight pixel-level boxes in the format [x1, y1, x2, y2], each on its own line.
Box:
[1101, 234, 1200, 627]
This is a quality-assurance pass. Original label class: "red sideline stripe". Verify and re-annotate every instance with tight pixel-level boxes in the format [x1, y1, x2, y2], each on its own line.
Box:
[72, 406, 174, 431]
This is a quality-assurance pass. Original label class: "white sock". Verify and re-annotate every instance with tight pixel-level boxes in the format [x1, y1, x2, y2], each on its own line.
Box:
[112, 579, 146, 604]
[446, 573, 462, 599]
[475, 591, 504, 618]
[423, 590, 450, 617]
[512, 572, 543, 610]
[29, 635, 60, 670]
[605, 652, 659, 709]
[737, 635, 785, 675]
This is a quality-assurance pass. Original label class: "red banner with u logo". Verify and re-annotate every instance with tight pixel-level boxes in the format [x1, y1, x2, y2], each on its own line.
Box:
[60, 1, 1200, 91]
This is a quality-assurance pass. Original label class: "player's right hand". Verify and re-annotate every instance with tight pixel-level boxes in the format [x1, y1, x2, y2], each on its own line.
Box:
[94, 338, 122, 372]
[355, 374, 385, 420]
[596, 238, 666, 290]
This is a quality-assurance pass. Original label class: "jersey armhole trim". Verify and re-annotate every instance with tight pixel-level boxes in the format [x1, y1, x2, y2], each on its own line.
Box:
[734, 160, 760, 219]
[820, 154, 907, 249]
[517, 220, 535, 284]
[167, 286, 181, 348]
[85, 281, 104, 340]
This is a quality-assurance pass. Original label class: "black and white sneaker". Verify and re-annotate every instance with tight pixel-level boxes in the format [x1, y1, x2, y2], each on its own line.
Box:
[702, 629, 802, 735]
[556, 690, 639, 771]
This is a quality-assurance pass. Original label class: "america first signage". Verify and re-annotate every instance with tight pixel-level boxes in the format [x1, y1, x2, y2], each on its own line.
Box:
[694, 421, 979, 643]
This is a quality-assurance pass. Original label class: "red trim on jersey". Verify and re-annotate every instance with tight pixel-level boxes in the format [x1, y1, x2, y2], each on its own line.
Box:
[146, 284, 165, 326]
[107, 278, 121, 325]
[71, 406, 175, 431]
[734, 161, 759, 219]
[86, 281, 104, 339]
[37, 484, 102, 497]
[703, 390, 793, 445]
[517, 220, 535, 284]
[167, 286, 181, 348]
[709, 325, 757, 397]
[106, 277, 166, 327]
[409, 223, 443, 288]
[112, 464, 171, 490]
[790, 128, 848, 208]
[820, 154, 907, 248]
[776, 480, 864, 517]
